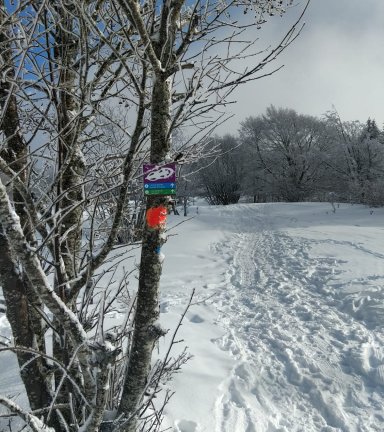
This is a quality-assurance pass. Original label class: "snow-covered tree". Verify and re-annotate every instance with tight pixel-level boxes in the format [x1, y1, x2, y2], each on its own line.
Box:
[365, 118, 381, 142]
[199, 135, 246, 205]
[0, 0, 308, 430]
[323, 110, 384, 205]
[240, 106, 330, 202]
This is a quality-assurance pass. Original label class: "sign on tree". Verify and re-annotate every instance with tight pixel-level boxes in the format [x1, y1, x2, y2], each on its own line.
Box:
[143, 163, 176, 196]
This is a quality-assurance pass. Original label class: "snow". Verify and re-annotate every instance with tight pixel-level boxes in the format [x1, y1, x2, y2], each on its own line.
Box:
[156, 202, 384, 432]
[1, 201, 383, 432]
[158, 251, 165, 263]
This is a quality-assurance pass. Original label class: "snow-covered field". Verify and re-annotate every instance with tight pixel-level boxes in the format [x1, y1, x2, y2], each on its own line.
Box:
[158, 202, 384, 432]
[1, 202, 383, 432]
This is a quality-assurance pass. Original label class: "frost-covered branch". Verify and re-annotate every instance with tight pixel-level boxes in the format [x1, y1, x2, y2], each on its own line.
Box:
[0, 396, 55, 432]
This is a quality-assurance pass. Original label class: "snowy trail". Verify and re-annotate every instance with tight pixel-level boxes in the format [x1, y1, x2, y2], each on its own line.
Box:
[1, 202, 383, 432]
[209, 204, 383, 432]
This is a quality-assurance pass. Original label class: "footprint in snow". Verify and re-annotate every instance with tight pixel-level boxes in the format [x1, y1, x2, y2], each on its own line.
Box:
[160, 301, 170, 313]
[175, 419, 199, 432]
[187, 313, 204, 323]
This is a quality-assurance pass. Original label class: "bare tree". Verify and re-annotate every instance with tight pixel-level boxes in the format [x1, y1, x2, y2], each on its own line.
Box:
[199, 135, 245, 205]
[0, 0, 308, 431]
[240, 105, 330, 202]
[322, 110, 384, 204]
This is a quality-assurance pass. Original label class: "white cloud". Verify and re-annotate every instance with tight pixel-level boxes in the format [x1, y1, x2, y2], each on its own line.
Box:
[218, 0, 384, 133]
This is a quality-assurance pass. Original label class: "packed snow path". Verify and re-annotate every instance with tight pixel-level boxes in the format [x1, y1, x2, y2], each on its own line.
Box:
[206, 204, 384, 432]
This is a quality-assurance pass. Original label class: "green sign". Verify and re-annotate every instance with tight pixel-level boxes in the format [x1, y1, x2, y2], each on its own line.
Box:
[144, 188, 176, 196]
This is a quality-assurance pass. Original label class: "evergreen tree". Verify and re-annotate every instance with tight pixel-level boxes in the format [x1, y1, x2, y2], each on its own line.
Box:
[365, 118, 381, 140]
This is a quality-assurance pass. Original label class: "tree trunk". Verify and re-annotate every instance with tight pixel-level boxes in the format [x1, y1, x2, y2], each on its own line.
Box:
[172, 204, 180, 215]
[0, 227, 61, 429]
[118, 75, 172, 430]
[0, 7, 59, 425]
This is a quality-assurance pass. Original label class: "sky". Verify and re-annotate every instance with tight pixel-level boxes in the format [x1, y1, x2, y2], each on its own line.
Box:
[5, 0, 382, 142]
[217, 0, 384, 134]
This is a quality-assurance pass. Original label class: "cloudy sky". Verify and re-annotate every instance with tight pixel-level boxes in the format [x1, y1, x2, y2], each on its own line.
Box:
[218, 0, 384, 134]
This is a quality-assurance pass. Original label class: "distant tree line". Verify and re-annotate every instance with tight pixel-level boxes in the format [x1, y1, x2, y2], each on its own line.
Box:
[180, 106, 384, 208]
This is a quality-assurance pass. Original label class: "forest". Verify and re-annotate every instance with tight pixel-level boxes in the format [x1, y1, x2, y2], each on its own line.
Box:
[178, 106, 384, 210]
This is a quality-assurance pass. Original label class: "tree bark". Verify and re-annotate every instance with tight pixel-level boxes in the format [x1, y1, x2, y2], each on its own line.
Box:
[118, 75, 172, 430]
[0, 226, 61, 429]
[0, 5, 58, 425]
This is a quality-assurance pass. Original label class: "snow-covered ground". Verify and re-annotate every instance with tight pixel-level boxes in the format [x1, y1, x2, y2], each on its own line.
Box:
[1, 202, 383, 432]
[158, 202, 384, 432]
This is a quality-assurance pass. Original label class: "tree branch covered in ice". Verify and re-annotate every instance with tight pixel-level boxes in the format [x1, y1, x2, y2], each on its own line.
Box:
[0, 0, 308, 430]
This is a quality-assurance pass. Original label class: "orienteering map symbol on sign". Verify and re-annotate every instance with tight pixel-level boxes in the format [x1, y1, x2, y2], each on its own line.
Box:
[143, 163, 176, 196]
[145, 166, 175, 182]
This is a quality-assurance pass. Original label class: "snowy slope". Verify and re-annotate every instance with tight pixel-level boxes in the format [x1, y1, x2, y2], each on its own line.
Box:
[158, 202, 384, 432]
[1, 202, 383, 432]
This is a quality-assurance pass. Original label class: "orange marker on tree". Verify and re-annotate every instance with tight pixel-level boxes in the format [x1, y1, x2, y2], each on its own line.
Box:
[146, 206, 167, 229]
